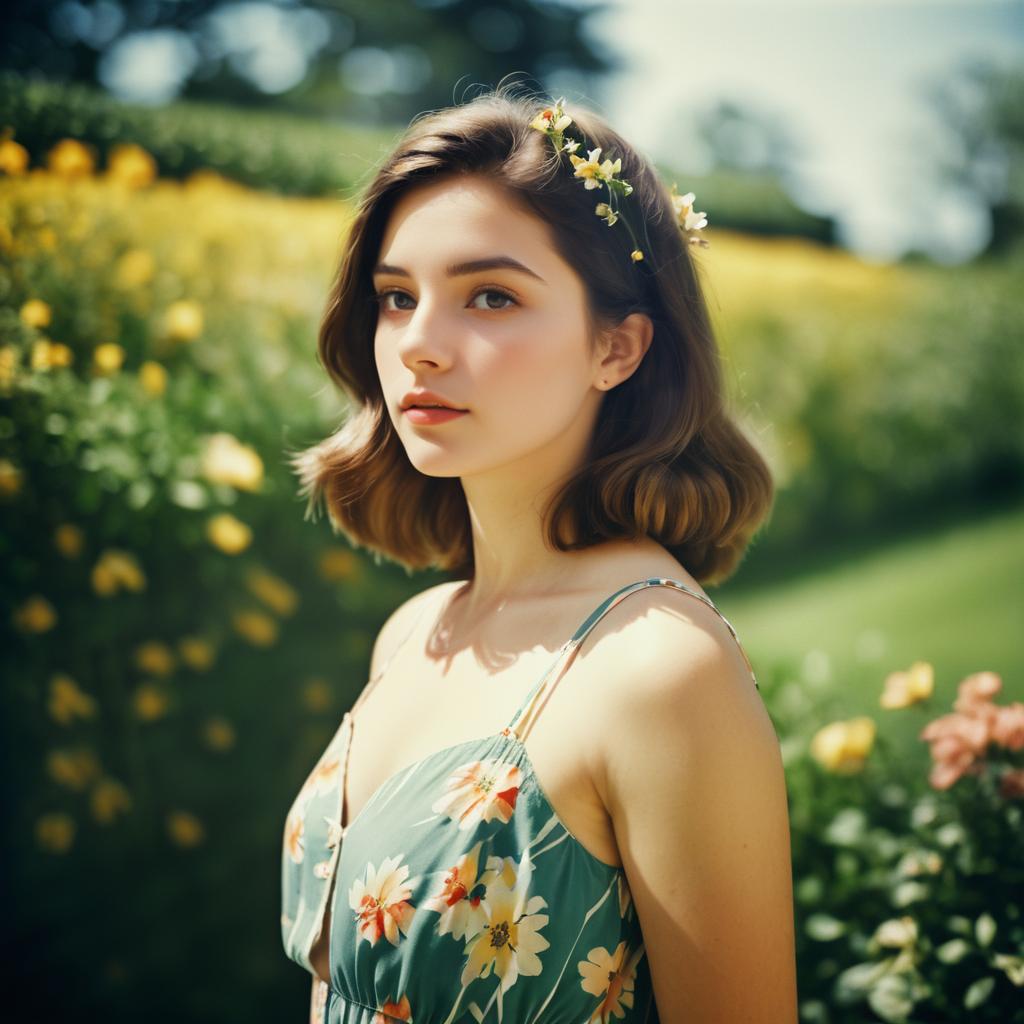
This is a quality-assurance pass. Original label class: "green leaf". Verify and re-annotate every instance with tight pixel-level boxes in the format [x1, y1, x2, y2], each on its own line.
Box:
[806, 912, 846, 941]
[976, 913, 997, 947]
[868, 973, 915, 1023]
[964, 976, 995, 1009]
[935, 938, 971, 964]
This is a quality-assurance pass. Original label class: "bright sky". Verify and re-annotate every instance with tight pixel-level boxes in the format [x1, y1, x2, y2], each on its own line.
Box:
[586, 0, 1023, 263]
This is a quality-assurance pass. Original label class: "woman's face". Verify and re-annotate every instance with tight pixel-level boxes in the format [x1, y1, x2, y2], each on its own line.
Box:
[372, 174, 605, 482]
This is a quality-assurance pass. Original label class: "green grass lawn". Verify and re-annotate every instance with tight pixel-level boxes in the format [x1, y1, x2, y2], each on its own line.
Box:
[717, 502, 1024, 725]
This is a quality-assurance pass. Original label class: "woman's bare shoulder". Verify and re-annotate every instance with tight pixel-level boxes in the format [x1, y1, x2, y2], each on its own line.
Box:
[367, 579, 462, 680]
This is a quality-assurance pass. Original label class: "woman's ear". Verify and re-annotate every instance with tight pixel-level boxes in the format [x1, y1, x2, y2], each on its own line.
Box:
[595, 312, 654, 389]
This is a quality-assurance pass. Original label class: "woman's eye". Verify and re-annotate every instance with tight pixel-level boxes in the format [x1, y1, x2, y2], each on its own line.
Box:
[374, 288, 518, 313]
[469, 289, 517, 311]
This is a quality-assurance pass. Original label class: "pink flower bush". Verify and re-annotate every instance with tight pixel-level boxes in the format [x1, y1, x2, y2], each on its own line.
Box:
[919, 671, 1024, 795]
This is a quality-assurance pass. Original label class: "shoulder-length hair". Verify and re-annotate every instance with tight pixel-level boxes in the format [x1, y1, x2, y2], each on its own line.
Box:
[288, 85, 774, 587]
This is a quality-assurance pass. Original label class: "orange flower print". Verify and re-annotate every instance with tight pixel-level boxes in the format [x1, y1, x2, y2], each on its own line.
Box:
[422, 840, 489, 941]
[373, 994, 413, 1023]
[311, 753, 341, 794]
[349, 854, 418, 947]
[461, 849, 549, 993]
[284, 789, 312, 864]
[432, 758, 522, 830]
[578, 940, 645, 1023]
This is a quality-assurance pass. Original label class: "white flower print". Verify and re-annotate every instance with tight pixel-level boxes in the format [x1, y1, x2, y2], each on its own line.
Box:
[432, 758, 522, 830]
[421, 839, 489, 941]
[349, 854, 418, 947]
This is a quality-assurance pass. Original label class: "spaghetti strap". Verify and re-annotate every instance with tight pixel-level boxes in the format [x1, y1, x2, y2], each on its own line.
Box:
[505, 576, 759, 737]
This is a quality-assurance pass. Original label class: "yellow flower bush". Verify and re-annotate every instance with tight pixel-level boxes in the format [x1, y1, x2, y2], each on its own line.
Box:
[178, 635, 216, 671]
[231, 609, 278, 646]
[133, 682, 170, 721]
[91, 549, 146, 596]
[0, 135, 29, 176]
[36, 812, 76, 853]
[207, 512, 253, 554]
[163, 299, 204, 342]
[48, 674, 98, 725]
[200, 432, 264, 492]
[318, 546, 361, 582]
[134, 641, 176, 677]
[47, 138, 95, 178]
[107, 143, 157, 189]
[92, 342, 126, 375]
[19, 298, 52, 328]
[90, 778, 132, 824]
[810, 716, 877, 774]
[245, 566, 298, 616]
[880, 660, 935, 709]
[0, 457, 23, 498]
[167, 810, 205, 847]
[47, 747, 101, 790]
[202, 717, 236, 751]
[12, 593, 57, 632]
[302, 677, 333, 712]
[114, 247, 156, 289]
[31, 338, 74, 370]
[138, 360, 167, 396]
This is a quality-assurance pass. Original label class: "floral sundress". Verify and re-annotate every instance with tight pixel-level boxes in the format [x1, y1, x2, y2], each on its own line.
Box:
[281, 576, 759, 1023]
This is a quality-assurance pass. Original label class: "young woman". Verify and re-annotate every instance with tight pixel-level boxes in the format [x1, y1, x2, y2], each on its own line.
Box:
[281, 86, 797, 1024]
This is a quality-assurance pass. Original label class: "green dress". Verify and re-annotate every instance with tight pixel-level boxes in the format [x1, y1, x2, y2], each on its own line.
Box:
[281, 576, 759, 1023]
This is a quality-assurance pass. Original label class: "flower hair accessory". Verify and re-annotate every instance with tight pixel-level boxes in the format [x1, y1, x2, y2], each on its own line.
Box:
[529, 96, 709, 262]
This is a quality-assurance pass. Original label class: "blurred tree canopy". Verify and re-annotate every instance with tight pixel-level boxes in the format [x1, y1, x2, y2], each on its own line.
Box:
[0, 0, 619, 121]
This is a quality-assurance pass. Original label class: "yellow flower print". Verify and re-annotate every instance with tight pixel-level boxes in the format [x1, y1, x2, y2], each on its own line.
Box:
[348, 854, 418, 947]
[460, 849, 550, 994]
[373, 994, 412, 1023]
[578, 939, 645, 1023]
[284, 799, 308, 864]
[431, 758, 522, 830]
[421, 840, 489, 941]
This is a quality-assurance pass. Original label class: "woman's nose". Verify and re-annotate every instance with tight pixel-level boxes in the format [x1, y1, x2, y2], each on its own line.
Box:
[394, 295, 458, 370]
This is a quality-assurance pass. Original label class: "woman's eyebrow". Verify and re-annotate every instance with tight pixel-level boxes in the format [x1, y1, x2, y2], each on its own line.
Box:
[372, 255, 547, 285]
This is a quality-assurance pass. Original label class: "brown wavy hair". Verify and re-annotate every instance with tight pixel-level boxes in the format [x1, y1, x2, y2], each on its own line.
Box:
[288, 84, 774, 587]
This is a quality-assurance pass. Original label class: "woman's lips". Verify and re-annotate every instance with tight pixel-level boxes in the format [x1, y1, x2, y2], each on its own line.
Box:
[403, 406, 469, 425]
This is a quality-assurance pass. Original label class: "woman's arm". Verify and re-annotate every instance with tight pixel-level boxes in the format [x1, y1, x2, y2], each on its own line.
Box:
[601, 602, 798, 1023]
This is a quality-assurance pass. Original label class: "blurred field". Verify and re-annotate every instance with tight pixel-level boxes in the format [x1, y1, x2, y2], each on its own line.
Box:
[720, 500, 1024, 741]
